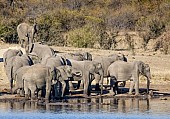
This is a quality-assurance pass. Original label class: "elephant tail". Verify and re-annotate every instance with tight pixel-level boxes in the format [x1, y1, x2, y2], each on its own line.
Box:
[106, 68, 110, 77]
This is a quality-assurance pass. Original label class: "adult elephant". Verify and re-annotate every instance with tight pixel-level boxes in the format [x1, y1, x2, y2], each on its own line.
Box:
[26, 42, 55, 64]
[107, 61, 151, 95]
[5, 54, 33, 93]
[66, 59, 104, 96]
[58, 52, 92, 61]
[13, 65, 72, 99]
[3, 49, 23, 69]
[22, 64, 73, 102]
[93, 53, 127, 90]
[17, 23, 38, 48]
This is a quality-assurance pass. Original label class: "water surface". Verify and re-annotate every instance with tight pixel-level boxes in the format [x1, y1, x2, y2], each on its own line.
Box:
[0, 97, 169, 119]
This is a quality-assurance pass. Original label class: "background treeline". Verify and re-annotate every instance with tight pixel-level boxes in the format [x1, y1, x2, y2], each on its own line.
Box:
[0, 0, 170, 53]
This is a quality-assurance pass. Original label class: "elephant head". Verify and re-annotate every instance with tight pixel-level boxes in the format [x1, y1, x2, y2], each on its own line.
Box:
[138, 61, 151, 93]
[84, 61, 104, 95]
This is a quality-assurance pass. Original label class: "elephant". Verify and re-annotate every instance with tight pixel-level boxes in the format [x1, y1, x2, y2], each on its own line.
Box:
[66, 59, 104, 96]
[57, 52, 92, 61]
[92, 53, 127, 90]
[17, 23, 38, 48]
[25, 42, 55, 64]
[5, 54, 33, 93]
[13, 65, 72, 99]
[52, 65, 73, 98]
[22, 64, 73, 101]
[44, 55, 65, 68]
[22, 64, 56, 101]
[107, 60, 151, 95]
[3, 49, 23, 69]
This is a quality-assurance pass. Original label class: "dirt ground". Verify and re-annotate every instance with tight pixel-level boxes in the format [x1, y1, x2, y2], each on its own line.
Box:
[0, 43, 170, 99]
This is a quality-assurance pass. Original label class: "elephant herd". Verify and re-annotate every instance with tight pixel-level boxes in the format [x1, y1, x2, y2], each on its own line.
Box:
[2, 23, 151, 103]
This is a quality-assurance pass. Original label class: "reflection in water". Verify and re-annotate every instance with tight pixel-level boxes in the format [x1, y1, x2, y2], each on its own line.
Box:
[0, 98, 169, 118]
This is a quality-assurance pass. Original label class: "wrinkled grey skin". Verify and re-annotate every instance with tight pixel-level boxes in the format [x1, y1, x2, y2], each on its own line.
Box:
[22, 64, 56, 102]
[58, 52, 92, 61]
[12, 66, 30, 95]
[93, 53, 127, 89]
[44, 55, 65, 67]
[17, 23, 38, 48]
[107, 61, 151, 95]
[13, 65, 72, 99]
[3, 49, 23, 69]
[66, 59, 104, 96]
[5, 54, 33, 93]
[26, 43, 55, 64]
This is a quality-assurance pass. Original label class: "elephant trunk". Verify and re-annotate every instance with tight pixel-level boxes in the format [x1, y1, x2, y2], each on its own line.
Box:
[99, 70, 104, 95]
[147, 78, 151, 94]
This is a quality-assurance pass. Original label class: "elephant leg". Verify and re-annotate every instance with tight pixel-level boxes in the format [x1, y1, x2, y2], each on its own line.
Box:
[69, 81, 75, 91]
[84, 76, 90, 97]
[95, 74, 100, 91]
[110, 76, 117, 95]
[38, 90, 42, 99]
[135, 80, 139, 95]
[62, 81, 66, 98]
[30, 86, 37, 101]
[19, 88, 25, 97]
[79, 80, 84, 89]
[77, 80, 81, 89]
[24, 85, 29, 99]
[129, 81, 135, 95]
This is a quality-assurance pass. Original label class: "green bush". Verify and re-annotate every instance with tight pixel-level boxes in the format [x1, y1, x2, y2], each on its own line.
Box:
[68, 25, 99, 48]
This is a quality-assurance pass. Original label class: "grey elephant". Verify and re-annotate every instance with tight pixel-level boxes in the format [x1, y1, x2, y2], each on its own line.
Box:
[93, 53, 127, 90]
[66, 59, 104, 96]
[22, 64, 55, 101]
[107, 60, 151, 95]
[58, 52, 92, 61]
[22, 64, 73, 101]
[3, 49, 23, 69]
[44, 55, 65, 67]
[13, 65, 72, 99]
[5, 54, 33, 92]
[17, 23, 38, 48]
[25, 42, 55, 64]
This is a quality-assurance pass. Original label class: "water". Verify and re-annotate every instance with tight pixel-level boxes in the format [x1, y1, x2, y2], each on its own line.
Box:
[0, 97, 169, 119]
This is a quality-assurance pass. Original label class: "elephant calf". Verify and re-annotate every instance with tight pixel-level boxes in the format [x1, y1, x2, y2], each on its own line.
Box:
[107, 60, 151, 95]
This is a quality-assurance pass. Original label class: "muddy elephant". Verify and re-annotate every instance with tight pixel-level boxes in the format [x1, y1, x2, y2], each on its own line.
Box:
[17, 23, 38, 48]
[5, 54, 33, 92]
[25, 42, 55, 64]
[3, 49, 23, 69]
[107, 61, 151, 95]
[66, 59, 104, 96]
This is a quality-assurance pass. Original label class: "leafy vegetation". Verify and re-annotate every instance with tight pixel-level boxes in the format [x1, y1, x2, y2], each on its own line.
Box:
[0, 0, 170, 53]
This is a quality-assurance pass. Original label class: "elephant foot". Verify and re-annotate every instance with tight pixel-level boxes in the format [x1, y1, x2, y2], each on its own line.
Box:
[25, 94, 30, 100]
[109, 90, 116, 96]
[83, 94, 89, 98]
[15, 94, 21, 97]
[45, 99, 50, 103]
[135, 93, 140, 96]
